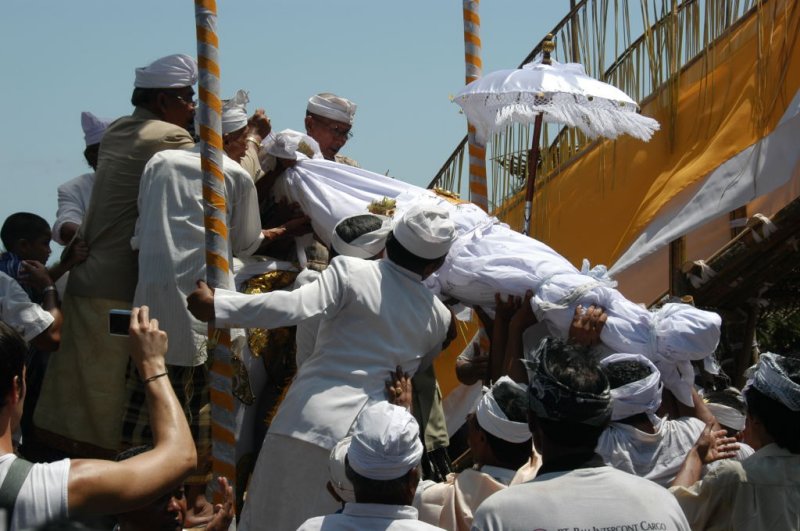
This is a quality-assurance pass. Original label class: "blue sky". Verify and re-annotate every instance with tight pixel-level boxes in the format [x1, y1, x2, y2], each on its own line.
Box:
[0, 1, 566, 252]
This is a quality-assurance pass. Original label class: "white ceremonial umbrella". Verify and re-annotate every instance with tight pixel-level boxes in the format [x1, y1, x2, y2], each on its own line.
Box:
[453, 35, 660, 234]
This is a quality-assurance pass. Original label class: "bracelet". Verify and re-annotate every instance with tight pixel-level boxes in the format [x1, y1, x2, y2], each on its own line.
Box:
[246, 136, 261, 148]
[42, 285, 57, 294]
[143, 372, 169, 384]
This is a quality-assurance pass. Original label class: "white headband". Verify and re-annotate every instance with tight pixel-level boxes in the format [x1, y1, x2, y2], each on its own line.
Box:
[347, 402, 423, 481]
[705, 402, 746, 432]
[751, 353, 800, 411]
[134, 53, 197, 88]
[307, 92, 356, 125]
[475, 376, 531, 443]
[329, 436, 355, 502]
[601, 353, 663, 421]
[221, 89, 249, 135]
[331, 215, 392, 259]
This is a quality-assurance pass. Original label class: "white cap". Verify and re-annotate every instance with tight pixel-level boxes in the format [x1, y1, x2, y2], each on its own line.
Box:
[328, 437, 356, 502]
[475, 376, 531, 443]
[331, 214, 392, 259]
[393, 204, 456, 260]
[259, 128, 323, 167]
[307, 92, 357, 125]
[221, 89, 249, 135]
[347, 402, 423, 481]
[134, 53, 198, 88]
[81, 111, 112, 146]
[705, 403, 746, 432]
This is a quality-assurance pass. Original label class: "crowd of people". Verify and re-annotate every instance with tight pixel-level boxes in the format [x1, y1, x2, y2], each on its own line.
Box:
[0, 52, 798, 531]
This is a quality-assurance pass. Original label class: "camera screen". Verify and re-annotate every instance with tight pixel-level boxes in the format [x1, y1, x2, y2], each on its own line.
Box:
[108, 309, 132, 336]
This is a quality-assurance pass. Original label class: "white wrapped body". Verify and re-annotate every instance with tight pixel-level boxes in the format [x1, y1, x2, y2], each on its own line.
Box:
[272, 156, 721, 405]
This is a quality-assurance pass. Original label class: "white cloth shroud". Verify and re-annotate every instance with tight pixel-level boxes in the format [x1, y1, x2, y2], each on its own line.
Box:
[272, 156, 722, 405]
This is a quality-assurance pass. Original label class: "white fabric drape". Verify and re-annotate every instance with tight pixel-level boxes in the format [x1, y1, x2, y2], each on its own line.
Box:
[272, 157, 721, 405]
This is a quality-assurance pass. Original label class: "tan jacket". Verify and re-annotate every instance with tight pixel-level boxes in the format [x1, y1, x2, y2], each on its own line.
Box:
[67, 107, 194, 301]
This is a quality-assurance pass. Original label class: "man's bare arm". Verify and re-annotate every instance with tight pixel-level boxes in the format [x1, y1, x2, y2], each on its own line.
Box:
[67, 306, 196, 515]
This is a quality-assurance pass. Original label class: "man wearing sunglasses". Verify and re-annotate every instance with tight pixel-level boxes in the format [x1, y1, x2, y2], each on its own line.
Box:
[34, 54, 197, 465]
[305, 92, 359, 166]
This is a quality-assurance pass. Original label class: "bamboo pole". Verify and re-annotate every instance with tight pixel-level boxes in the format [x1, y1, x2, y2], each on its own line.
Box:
[463, 0, 488, 210]
[195, 0, 235, 503]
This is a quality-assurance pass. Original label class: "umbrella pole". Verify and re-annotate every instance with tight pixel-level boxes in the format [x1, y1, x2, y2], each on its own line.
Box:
[523, 113, 543, 236]
[522, 34, 553, 236]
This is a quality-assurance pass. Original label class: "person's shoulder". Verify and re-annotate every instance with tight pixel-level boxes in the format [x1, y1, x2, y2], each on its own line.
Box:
[222, 154, 251, 181]
[472, 483, 530, 529]
[137, 119, 193, 144]
[332, 255, 377, 272]
[58, 172, 94, 192]
[296, 514, 328, 530]
[672, 416, 706, 430]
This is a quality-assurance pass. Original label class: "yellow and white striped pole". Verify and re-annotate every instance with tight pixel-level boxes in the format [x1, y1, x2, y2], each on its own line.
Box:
[195, 0, 235, 503]
[463, 0, 488, 211]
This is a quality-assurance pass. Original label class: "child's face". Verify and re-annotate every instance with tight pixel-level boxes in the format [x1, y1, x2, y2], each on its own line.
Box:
[21, 233, 52, 264]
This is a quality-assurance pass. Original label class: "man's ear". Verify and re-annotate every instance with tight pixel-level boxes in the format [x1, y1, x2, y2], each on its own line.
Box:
[154, 92, 170, 118]
[12, 375, 24, 404]
[304, 115, 314, 133]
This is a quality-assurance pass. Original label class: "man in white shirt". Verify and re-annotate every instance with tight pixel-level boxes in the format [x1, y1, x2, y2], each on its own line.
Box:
[294, 212, 392, 368]
[122, 90, 265, 526]
[299, 401, 443, 531]
[595, 353, 715, 486]
[52, 111, 113, 245]
[671, 353, 800, 530]
[188, 203, 457, 530]
[416, 376, 534, 529]
[472, 338, 690, 531]
[0, 307, 196, 531]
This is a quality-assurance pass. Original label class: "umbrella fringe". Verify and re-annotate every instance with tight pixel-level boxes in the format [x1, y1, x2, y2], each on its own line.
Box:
[493, 102, 660, 143]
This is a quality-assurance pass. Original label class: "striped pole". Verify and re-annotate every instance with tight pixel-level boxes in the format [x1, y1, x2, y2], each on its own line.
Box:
[195, 0, 235, 503]
[463, 0, 488, 211]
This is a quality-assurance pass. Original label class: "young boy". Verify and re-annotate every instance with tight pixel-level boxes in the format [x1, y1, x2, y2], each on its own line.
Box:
[0, 212, 87, 454]
[0, 212, 88, 299]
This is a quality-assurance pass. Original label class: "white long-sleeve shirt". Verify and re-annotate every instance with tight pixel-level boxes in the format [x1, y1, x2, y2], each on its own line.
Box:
[0, 272, 54, 341]
[215, 255, 452, 450]
[52, 172, 95, 245]
[133, 147, 263, 366]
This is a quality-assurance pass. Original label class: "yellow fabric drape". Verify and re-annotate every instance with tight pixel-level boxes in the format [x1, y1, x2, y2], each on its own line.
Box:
[495, 2, 800, 269]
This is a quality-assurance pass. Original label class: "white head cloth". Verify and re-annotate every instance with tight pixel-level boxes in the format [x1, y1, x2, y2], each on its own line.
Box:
[475, 376, 531, 443]
[134, 53, 198, 88]
[330, 214, 392, 259]
[307, 92, 357, 125]
[329, 436, 356, 502]
[81, 111, 112, 146]
[347, 402, 423, 481]
[221, 89, 249, 135]
[600, 353, 663, 422]
[393, 204, 456, 260]
[750, 352, 800, 411]
[261, 129, 323, 162]
[705, 403, 746, 431]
